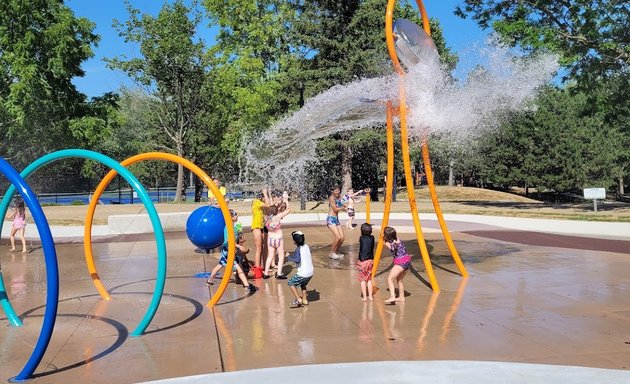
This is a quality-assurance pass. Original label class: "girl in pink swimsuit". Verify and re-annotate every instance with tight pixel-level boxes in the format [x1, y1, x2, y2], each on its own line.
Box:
[8, 199, 27, 253]
[263, 192, 291, 279]
[382, 226, 412, 304]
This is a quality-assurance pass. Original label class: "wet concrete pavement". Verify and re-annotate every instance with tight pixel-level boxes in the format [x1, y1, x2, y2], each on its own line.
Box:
[1, 221, 629, 383]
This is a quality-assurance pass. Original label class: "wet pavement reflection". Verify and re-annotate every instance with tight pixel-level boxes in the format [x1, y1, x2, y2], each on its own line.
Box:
[1, 223, 630, 383]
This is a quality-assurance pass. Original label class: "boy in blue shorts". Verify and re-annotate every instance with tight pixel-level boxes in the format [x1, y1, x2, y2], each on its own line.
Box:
[286, 231, 313, 308]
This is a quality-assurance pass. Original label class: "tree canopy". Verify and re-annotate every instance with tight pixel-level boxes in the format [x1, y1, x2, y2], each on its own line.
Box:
[0, 0, 98, 164]
[455, 0, 629, 81]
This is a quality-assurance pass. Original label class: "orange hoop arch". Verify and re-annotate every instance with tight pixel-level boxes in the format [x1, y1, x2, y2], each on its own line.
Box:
[84, 152, 235, 308]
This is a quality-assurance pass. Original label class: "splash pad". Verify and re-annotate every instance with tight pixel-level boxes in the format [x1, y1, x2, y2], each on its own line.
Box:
[0, 151, 235, 381]
[0, 1, 572, 382]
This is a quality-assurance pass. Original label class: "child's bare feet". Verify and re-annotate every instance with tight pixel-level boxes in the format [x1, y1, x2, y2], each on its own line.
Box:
[384, 298, 396, 305]
[22, 249, 27, 253]
[395, 297, 405, 302]
[10, 247, 16, 251]
[368, 296, 373, 301]
[361, 296, 367, 302]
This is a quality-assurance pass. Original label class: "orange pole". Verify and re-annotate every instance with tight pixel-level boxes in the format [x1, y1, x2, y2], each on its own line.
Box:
[386, 0, 440, 292]
[414, 0, 432, 35]
[385, 1, 405, 77]
[398, 90, 439, 292]
[83, 152, 235, 308]
[422, 141, 468, 276]
[414, 0, 466, 276]
[372, 102, 395, 278]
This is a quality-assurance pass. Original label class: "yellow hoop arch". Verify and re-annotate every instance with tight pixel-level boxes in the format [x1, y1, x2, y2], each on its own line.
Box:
[84, 152, 235, 308]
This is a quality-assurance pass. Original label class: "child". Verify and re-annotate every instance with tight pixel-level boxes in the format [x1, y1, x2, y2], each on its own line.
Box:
[382, 226, 411, 304]
[8, 199, 27, 253]
[250, 187, 270, 270]
[263, 191, 291, 279]
[237, 233, 255, 278]
[327, 186, 346, 259]
[286, 231, 313, 308]
[206, 210, 257, 292]
[357, 223, 375, 301]
[342, 188, 365, 229]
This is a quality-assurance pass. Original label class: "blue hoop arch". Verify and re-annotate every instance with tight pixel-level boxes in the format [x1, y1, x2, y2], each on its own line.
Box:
[1, 149, 167, 382]
[0, 157, 58, 383]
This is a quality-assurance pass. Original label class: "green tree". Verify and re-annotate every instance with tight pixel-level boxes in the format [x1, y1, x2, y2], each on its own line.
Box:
[292, 0, 458, 192]
[202, 0, 299, 183]
[455, 0, 629, 80]
[478, 87, 624, 195]
[456, 1, 629, 195]
[0, 0, 98, 166]
[424, 133, 482, 187]
[108, 0, 206, 201]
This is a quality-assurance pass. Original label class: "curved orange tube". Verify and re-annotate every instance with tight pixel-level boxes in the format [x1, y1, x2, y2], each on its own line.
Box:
[398, 86, 440, 292]
[371, 102, 395, 278]
[385, 0, 468, 288]
[422, 142, 468, 276]
[83, 152, 235, 308]
[386, 0, 440, 292]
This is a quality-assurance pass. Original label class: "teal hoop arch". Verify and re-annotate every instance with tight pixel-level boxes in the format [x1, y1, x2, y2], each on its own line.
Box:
[0, 149, 167, 338]
[0, 158, 58, 382]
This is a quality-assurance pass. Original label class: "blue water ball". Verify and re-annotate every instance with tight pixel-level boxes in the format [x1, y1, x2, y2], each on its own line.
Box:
[186, 206, 226, 250]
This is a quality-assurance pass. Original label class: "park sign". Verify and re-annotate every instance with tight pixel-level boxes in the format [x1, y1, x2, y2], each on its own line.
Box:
[583, 188, 606, 213]
[583, 188, 606, 200]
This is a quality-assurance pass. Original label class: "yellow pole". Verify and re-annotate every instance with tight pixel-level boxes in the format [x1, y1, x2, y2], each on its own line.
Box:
[365, 191, 371, 224]
[386, 0, 440, 292]
[83, 152, 235, 307]
[372, 102, 395, 278]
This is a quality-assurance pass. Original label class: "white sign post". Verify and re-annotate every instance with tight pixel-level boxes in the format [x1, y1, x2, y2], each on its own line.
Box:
[583, 188, 606, 212]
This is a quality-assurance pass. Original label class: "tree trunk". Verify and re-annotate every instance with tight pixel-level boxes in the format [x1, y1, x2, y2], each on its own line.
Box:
[525, 181, 529, 198]
[194, 175, 203, 202]
[174, 144, 185, 202]
[300, 187, 307, 210]
[341, 144, 352, 193]
[448, 160, 454, 186]
[619, 176, 625, 196]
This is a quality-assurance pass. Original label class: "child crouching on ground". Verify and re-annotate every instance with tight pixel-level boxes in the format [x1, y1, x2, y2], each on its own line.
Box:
[206, 210, 257, 293]
[286, 231, 313, 308]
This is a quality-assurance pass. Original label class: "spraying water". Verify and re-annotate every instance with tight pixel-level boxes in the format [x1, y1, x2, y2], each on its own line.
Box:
[245, 21, 558, 190]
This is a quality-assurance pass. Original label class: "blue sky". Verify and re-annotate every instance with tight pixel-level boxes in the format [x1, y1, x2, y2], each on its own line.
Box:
[67, 0, 489, 98]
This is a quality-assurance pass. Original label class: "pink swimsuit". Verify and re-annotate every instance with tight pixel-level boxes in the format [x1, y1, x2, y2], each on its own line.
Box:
[13, 211, 26, 229]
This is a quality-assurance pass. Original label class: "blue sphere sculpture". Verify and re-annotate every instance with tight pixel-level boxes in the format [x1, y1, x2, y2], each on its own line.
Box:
[186, 206, 226, 250]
